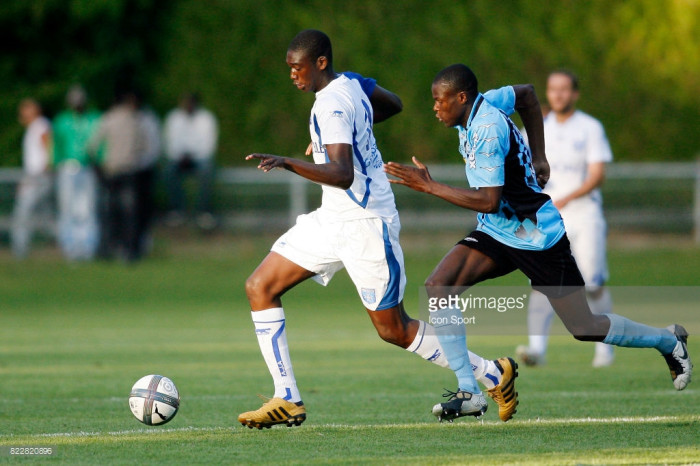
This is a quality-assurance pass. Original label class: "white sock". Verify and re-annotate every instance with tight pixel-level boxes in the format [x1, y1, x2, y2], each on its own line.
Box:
[406, 320, 501, 389]
[594, 341, 615, 359]
[589, 288, 614, 359]
[251, 307, 301, 403]
[528, 290, 555, 356]
[406, 320, 449, 367]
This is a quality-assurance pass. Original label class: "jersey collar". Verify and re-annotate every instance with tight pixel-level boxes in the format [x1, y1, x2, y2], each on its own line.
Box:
[465, 93, 485, 130]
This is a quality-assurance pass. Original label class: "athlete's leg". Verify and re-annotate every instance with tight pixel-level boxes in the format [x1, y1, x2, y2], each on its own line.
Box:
[545, 289, 610, 340]
[539, 252, 677, 355]
[589, 287, 615, 366]
[570, 213, 615, 366]
[426, 243, 521, 420]
[424, 244, 501, 395]
[245, 252, 315, 310]
[548, 289, 681, 368]
[244, 252, 315, 404]
[366, 302, 501, 388]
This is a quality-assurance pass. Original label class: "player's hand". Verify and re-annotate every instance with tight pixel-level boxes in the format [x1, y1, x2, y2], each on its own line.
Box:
[384, 156, 434, 193]
[305, 142, 313, 156]
[533, 158, 550, 188]
[246, 153, 287, 172]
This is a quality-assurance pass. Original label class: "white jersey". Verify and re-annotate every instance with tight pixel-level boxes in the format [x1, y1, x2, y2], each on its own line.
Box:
[22, 116, 51, 176]
[310, 74, 397, 222]
[542, 110, 613, 217]
[163, 107, 218, 162]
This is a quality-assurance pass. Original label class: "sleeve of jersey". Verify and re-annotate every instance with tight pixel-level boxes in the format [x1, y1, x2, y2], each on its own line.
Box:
[341, 71, 377, 98]
[482, 86, 516, 115]
[316, 97, 354, 146]
[586, 120, 613, 163]
[467, 124, 508, 188]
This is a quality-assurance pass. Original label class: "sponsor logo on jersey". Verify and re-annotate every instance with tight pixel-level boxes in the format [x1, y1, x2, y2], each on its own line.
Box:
[331, 110, 344, 118]
[467, 148, 476, 169]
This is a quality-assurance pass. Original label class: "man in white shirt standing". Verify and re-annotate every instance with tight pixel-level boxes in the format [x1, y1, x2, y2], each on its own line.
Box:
[163, 93, 218, 229]
[517, 70, 615, 367]
[12, 99, 53, 258]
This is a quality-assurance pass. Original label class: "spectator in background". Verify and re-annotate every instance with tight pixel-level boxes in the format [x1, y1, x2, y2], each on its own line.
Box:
[516, 70, 615, 368]
[88, 90, 146, 263]
[163, 92, 218, 230]
[11, 99, 53, 259]
[135, 94, 161, 256]
[52, 85, 101, 261]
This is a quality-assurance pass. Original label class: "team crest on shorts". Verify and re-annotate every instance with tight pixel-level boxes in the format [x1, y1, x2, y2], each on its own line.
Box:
[361, 288, 376, 304]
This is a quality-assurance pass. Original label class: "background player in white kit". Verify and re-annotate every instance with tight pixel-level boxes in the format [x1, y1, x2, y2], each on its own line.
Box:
[516, 70, 615, 367]
[238, 30, 519, 429]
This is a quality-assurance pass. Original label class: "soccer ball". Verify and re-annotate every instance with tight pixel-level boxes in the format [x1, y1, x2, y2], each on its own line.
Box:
[128, 375, 180, 426]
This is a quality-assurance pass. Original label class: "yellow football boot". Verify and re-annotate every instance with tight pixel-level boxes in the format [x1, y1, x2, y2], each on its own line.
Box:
[238, 395, 306, 429]
[487, 357, 519, 422]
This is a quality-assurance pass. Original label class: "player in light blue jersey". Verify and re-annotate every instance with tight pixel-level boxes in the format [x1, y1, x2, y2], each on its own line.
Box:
[386, 64, 692, 422]
[238, 31, 518, 429]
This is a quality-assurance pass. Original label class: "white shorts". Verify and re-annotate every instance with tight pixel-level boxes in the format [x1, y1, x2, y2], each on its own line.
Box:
[561, 207, 608, 289]
[271, 210, 406, 311]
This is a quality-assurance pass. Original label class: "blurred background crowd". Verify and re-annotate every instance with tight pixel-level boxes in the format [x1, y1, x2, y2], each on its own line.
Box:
[0, 0, 698, 262]
[11, 86, 218, 262]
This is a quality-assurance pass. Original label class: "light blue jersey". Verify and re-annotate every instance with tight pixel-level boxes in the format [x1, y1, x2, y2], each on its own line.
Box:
[483, 86, 516, 116]
[456, 92, 565, 250]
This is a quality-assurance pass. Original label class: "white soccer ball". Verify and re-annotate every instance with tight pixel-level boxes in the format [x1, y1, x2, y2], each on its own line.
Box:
[128, 375, 180, 426]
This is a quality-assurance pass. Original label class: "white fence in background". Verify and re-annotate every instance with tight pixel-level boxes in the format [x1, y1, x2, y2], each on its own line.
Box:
[1, 162, 699, 242]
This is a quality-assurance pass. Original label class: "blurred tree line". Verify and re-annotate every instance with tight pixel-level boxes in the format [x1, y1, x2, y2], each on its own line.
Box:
[1, 0, 698, 167]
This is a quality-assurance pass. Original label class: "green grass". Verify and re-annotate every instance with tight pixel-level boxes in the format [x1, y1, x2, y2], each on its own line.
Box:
[0, 232, 699, 464]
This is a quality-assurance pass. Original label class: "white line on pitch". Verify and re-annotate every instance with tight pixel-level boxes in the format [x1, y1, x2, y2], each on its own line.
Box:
[2, 415, 697, 440]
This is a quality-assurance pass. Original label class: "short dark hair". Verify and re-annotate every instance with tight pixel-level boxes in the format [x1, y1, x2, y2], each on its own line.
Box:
[549, 69, 579, 91]
[433, 64, 479, 99]
[288, 29, 333, 66]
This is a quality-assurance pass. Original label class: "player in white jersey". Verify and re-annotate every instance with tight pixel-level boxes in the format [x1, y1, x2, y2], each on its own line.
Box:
[516, 70, 615, 368]
[237, 30, 519, 429]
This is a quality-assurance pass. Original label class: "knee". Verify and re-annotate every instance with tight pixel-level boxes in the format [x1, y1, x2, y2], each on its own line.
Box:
[245, 273, 275, 303]
[424, 274, 446, 289]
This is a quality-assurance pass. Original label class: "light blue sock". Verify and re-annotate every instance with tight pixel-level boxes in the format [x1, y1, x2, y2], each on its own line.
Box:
[430, 307, 480, 394]
[603, 314, 677, 354]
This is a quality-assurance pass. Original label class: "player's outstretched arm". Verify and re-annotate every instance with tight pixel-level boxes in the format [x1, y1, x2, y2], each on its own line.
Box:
[385, 157, 501, 213]
[512, 84, 549, 188]
[247, 143, 354, 189]
[370, 85, 403, 124]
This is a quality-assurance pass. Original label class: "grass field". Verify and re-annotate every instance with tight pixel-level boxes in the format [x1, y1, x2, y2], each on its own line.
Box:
[0, 232, 699, 464]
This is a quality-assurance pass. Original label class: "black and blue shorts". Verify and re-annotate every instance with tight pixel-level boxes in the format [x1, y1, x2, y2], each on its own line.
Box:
[458, 230, 585, 298]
